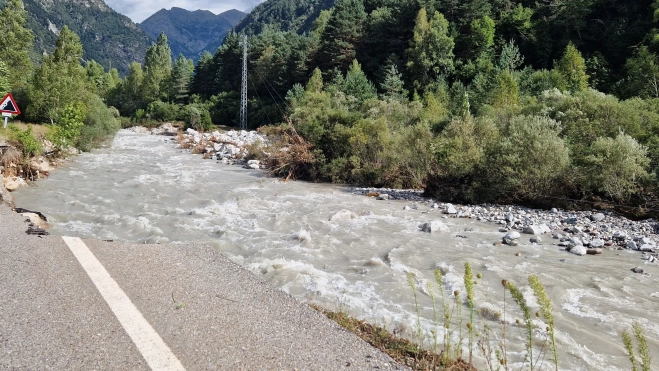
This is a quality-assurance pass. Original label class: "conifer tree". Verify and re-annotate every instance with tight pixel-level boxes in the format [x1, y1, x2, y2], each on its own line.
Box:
[407, 8, 455, 93]
[190, 51, 214, 98]
[343, 59, 376, 102]
[0, 0, 33, 89]
[169, 54, 194, 103]
[318, 0, 367, 73]
[380, 62, 408, 101]
[306, 68, 324, 93]
[557, 42, 588, 92]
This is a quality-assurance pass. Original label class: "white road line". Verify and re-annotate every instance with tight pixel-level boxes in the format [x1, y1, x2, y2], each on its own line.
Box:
[62, 236, 186, 371]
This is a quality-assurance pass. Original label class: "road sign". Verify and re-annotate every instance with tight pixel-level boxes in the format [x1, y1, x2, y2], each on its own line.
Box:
[0, 93, 20, 115]
[0, 93, 20, 128]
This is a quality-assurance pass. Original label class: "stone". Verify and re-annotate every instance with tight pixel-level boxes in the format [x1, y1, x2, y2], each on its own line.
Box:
[631, 267, 644, 274]
[627, 241, 638, 250]
[444, 204, 458, 214]
[503, 237, 519, 246]
[0, 175, 14, 207]
[590, 213, 605, 222]
[569, 245, 587, 256]
[329, 210, 356, 222]
[589, 239, 605, 248]
[586, 248, 603, 255]
[523, 225, 543, 235]
[515, 252, 522, 256]
[431, 203, 439, 209]
[3, 176, 26, 192]
[403, 206, 411, 211]
[29, 158, 53, 174]
[640, 244, 655, 252]
[504, 231, 521, 240]
[551, 208, 559, 213]
[376, 194, 390, 201]
[530, 236, 542, 244]
[563, 217, 578, 225]
[498, 227, 509, 233]
[421, 221, 450, 233]
[247, 163, 260, 170]
[505, 213, 515, 222]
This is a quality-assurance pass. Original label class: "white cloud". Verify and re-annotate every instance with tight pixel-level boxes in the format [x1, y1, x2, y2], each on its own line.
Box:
[104, 0, 264, 23]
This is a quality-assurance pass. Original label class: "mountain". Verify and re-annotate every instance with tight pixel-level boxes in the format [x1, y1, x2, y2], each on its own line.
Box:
[139, 8, 246, 61]
[235, 0, 335, 35]
[23, 0, 151, 75]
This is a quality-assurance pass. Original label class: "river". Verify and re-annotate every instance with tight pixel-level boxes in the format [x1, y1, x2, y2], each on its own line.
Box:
[13, 130, 659, 370]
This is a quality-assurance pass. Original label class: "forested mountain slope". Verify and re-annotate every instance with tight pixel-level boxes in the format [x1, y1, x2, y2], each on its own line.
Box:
[235, 0, 335, 35]
[139, 8, 246, 61]
[22, 0, 151, 75]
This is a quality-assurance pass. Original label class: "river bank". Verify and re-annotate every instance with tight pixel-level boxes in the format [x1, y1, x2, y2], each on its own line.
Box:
[9, 128, 659, 370]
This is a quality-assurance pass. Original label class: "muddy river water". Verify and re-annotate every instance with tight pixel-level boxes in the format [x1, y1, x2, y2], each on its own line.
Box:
[13, 130, 659, 370]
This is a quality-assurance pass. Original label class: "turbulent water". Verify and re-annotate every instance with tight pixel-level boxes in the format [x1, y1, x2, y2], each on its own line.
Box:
[14, 130, 659, 370]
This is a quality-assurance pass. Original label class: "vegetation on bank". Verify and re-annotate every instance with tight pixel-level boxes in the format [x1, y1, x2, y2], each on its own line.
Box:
[85, 0, 659, 218]
[0, 0, 120, 179]
[3, 0, 659, 216]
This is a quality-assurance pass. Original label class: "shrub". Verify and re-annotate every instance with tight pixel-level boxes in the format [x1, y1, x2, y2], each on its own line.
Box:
[76, 95, 120, 151]
[48, 102, 85, 150]
[147, 100, 180, 122]
[8, 124, 42, 158]
[485, 115, 570, 199]
[583, 132, 649, 202]
[181, 104, 212, 131]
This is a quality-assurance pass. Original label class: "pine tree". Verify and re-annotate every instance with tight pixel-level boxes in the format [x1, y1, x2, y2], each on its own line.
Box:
[142, 33, 172, 103]
[380, 62, 408, 101]
[407, 8, 455, 93]
[190, 51, 214, 98]
[557, 42, 589, 92]
[169, 54, 194, 103]
[317, 0, 367, 73]
[343, 59, 377, 102]
[306, 68, 324, 93]
[0, 0, 33, 89]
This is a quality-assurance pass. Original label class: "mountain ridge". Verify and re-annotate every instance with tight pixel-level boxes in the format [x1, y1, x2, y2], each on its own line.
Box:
[139, 7, 246, 61]
[23, 0, 151, 75]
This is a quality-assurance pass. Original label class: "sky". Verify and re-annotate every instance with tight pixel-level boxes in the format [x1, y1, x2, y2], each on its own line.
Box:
[104, 0, 265, 23]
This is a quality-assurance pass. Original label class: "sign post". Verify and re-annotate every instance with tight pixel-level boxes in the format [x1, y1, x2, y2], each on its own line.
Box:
[0, 93, 21, 128]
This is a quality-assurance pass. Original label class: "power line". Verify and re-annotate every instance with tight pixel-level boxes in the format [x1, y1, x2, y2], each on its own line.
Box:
[240, 34, 248, 131]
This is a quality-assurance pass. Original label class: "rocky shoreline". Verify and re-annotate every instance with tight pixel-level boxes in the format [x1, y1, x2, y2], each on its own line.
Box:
[351, 187, 658, 272]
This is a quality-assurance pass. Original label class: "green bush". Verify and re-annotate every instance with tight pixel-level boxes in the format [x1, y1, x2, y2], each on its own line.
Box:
[485, 115, 570, 199]
[48, 102, 85, 150]
[8, 124, 42, 157]
[181, 104, 212, 131]
[147, 100, 180, 122]
[584, 133, 650, 202]
[76, 95, 120, 151]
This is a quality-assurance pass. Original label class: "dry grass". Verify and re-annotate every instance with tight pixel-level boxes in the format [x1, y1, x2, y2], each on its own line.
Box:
[0, 121, 49, 142]
[312, 306, 476, 371]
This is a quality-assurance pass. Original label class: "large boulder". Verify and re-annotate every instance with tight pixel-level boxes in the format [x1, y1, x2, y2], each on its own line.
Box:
[523, 225, 544, 235]
[0, 175, 14, 208]
[569, 245, 588, 256]
[3, 176, 26, 192]
[421, 221, 450, 233]
[29, 158, 53, 175]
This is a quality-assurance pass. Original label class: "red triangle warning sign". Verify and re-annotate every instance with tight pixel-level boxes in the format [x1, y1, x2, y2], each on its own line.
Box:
[0, 93, 20, 115]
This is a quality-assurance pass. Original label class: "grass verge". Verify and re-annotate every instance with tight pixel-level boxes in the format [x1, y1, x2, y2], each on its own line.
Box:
[311, 305, 476, 371]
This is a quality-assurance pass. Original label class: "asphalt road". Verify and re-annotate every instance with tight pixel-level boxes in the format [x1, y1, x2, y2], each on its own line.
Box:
[0, 205, 405, 370]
